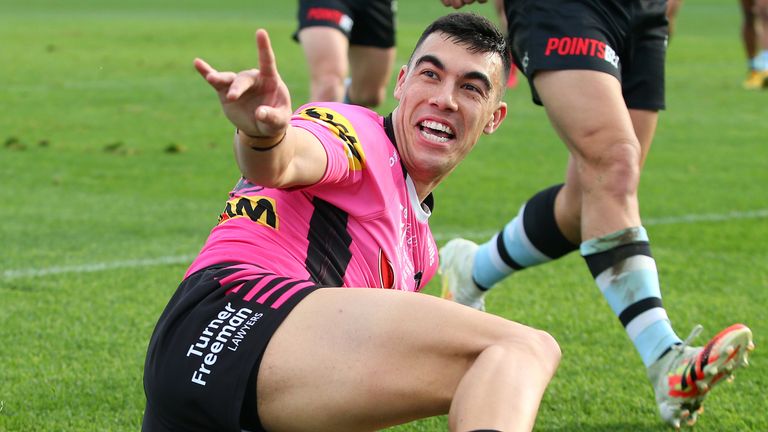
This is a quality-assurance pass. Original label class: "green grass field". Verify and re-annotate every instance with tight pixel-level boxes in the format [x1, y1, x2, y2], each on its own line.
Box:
[1, 0, 766, 430]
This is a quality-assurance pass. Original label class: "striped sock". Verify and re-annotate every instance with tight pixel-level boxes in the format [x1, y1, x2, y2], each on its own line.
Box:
[581, 227, 682, 366]
[749, 56, 759, 71]
[758, 50, 768, 70]
[473, 185, 578, 290]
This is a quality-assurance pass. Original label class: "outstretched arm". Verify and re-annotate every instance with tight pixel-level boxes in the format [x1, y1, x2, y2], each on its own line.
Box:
[195, 29, 327, 188]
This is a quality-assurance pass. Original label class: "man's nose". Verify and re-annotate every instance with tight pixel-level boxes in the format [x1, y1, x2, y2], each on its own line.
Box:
[429, 82, 459, 111]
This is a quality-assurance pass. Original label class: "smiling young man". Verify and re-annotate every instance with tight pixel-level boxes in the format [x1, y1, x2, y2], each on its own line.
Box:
[142, 13, 561, 432]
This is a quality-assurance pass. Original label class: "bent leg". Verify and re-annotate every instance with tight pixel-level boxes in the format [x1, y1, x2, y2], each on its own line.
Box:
[628, 108, 659, 168]
[298, 27, 349, 102]
[534, 69, 642, 240]
[348, 45, 395, 107]
[255, 288, 560, 432]
[553, 106, 657, 247]
[556, 157, 583, 244]
[535, 70, 680, 368]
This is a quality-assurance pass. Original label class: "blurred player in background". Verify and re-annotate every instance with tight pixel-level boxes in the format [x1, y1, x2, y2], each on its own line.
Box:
[740, 0, 768, 89]
[295, 0, 397, 107]
[440, 0, 755, 429]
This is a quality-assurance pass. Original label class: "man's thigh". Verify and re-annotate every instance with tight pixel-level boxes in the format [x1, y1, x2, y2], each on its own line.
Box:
[534, 69, 635, 156]
[255, 288, 534, 431]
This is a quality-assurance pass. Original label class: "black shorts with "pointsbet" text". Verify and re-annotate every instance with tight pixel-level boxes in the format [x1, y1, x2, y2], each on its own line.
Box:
[506, 0, 668, 110]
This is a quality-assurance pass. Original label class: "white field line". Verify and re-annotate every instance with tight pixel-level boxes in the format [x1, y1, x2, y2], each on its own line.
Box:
[2, 255, 196, 281]
[2, 209, 767, 281]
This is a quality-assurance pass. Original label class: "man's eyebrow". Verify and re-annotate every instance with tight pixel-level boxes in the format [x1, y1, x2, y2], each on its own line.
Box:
[464, 71, 493, 93]
[414, 54, 493, 93]
[414, 54, 445, 71]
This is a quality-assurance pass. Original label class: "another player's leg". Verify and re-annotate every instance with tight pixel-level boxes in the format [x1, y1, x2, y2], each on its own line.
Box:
[755, 0, 768, 87]
[536, 70, 743, 428]
[740, 0, 768, 89]
[348, 45, 395, 107]
[440, 183, 579, 310]
[541, 70, 755, 427]
[255, 288, 560, 432]
[540, 70, 686, 369]
[666, 0, 684, 39]
[625, 109, 756, 428]
[297, 26, 349, 101]
[344, 0, 395, 107]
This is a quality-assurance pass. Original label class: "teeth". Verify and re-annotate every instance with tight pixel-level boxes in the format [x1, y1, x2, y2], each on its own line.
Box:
[420, 120, 454, 135]
[420, 129, 450, 143]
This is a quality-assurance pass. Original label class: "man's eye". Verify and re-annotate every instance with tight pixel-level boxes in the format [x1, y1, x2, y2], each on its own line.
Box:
[463, 83, 481, 94]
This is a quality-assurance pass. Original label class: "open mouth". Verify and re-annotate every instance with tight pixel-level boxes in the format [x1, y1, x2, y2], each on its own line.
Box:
[418, 120, 455, 143]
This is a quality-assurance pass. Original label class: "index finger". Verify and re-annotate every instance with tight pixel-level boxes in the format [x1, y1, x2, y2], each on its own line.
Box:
[255, 29, 278, 77]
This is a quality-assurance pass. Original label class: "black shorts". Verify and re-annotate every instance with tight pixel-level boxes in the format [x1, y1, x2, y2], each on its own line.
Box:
[142, 263, 319, 432]
[295, 0, 396, 48]
[505, 0, 668, 109]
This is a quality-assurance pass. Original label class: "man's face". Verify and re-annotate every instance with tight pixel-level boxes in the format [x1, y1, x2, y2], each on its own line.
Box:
[393, 31, 507, 186]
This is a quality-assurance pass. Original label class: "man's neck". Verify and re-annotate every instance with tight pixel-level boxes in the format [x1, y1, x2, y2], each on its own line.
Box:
[388, 109, 436, 203]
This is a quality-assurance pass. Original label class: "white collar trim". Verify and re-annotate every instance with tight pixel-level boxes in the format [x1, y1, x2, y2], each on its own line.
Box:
[405, 175, 431, 222]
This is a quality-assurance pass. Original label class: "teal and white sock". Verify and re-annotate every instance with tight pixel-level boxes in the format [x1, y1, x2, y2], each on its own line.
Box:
[757, 50, 768, 71]
[472, 185, 578, 290]
[472, 206, 549, 289]
[749, 56, 759, 71]
[581, 227, 682, 366]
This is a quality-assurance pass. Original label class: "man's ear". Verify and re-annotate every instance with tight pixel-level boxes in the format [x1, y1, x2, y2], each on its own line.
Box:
[483, 102, 508, 134]
[393, 65, 408, 101]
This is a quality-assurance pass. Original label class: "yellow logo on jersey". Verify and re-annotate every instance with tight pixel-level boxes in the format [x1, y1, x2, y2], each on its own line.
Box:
[218, 195, 278, 229]
[298, 106, 365, 171]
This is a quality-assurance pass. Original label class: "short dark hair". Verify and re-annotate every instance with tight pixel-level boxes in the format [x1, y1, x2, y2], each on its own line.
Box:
[410, 12, 512, 91]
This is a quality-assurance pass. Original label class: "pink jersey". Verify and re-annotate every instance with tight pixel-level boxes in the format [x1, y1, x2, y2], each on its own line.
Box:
[186, 103, 438, 292]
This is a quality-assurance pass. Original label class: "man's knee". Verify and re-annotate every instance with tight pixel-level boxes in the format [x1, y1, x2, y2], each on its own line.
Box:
[525, 329, 561, 375]
[348, 85, 386, 107]
[311, 73, 345, 102]
[576, 137, 642, 195]
[496, 327, 561, 376]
